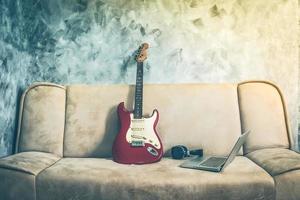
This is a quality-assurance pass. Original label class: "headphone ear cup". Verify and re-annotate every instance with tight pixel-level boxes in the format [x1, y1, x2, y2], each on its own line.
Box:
[171, 145, 186, 159]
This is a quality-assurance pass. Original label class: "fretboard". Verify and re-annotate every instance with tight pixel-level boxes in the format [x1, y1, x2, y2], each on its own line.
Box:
[134, 62, 143, 119]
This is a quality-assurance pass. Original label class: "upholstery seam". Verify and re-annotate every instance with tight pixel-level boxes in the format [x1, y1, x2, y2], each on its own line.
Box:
[237, 80, 293, 150]
[245, 156, 275, 179]
[245, 146, 289, 155]
[34, 172, 37, 200]
[15, 89, 26, 153]
[62, 86, 68, 157]
[273, 175, 279, 200]
[34, 157, 63, 200]
[273, 167, 300, 177]
[236, 84, 245, 154]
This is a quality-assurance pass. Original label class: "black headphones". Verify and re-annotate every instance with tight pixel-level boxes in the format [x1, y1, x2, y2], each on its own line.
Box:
[171, 145, 203, 159]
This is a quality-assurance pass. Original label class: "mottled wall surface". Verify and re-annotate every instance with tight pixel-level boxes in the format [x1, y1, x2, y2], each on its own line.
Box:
[0, 0, 298, 157]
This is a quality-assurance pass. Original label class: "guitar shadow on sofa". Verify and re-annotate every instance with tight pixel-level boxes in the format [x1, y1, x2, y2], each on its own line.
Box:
[93, 86, 135, 160]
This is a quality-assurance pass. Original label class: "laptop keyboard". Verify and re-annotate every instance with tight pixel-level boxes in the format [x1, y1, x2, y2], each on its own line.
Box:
[200, 157, 227, 168]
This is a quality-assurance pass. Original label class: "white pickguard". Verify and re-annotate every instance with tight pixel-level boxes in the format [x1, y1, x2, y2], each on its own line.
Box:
[125, 111, 161, 149]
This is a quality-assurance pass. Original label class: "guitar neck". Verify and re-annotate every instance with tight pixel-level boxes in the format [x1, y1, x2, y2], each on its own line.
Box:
[134, 62, 143, 119]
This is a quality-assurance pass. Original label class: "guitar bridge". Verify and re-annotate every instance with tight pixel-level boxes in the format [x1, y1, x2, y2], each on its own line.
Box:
[131, 140, 145, 147]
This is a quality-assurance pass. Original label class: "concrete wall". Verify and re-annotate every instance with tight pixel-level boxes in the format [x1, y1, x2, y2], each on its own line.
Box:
[0, 0, 298, 156]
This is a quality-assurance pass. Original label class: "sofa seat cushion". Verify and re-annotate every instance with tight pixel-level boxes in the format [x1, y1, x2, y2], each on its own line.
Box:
[0, 168, 36, 200]
[36, 157, 275, 200]
[246, 148, 300, 176]
[274, 169, 300, 200]
[0, 151, 61, 175]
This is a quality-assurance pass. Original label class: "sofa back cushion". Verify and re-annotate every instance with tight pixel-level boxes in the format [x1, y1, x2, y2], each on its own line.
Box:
[17, 83, 66, 157]
[238, 82, 290, 154]
[63, 84, 242, 157]
[63, 85, 130, 157]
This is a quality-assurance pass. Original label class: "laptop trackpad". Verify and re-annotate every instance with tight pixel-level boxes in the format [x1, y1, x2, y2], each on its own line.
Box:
[200, 157, 227, 167]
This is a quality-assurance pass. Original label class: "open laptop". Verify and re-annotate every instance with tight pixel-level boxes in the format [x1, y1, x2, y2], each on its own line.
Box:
[180, 131, 250, 172]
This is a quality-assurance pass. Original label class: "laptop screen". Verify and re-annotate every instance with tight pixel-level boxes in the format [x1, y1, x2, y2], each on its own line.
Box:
[221, 130, 250, 170]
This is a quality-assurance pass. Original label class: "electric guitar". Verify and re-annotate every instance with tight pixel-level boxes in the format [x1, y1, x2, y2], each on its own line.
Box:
[112, 43, 163, 164]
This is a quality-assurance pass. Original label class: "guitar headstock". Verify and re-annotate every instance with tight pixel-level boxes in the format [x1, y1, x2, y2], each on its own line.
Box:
[135, 43, 149, 63]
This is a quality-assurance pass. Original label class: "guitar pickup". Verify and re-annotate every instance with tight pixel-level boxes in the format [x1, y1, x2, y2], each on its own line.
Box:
[131, 140, 145, 147]
[131, 134, 147, 140]
[131, 128, 144, 131]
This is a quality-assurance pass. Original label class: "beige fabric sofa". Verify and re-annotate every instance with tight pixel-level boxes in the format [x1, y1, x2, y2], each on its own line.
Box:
[0, 81, 300, 200]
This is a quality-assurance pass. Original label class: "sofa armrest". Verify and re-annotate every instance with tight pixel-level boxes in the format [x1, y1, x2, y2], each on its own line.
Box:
[246, 148, 300, 176]
[0, 151, 61, 200]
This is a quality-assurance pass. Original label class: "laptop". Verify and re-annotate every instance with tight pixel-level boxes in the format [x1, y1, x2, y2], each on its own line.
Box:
[180, 131, 250, 172]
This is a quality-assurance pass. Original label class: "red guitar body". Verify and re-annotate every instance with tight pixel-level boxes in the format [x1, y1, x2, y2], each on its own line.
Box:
[112, 102, 163, 164]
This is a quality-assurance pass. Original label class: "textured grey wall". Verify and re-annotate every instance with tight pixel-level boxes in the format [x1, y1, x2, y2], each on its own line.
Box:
[0, 0, 298, 157]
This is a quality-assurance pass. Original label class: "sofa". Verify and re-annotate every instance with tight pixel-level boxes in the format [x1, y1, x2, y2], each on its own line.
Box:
[0, 80, 300, 200]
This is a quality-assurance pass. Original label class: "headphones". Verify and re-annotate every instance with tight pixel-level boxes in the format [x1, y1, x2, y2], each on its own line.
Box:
[171, 145, 203, 159]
